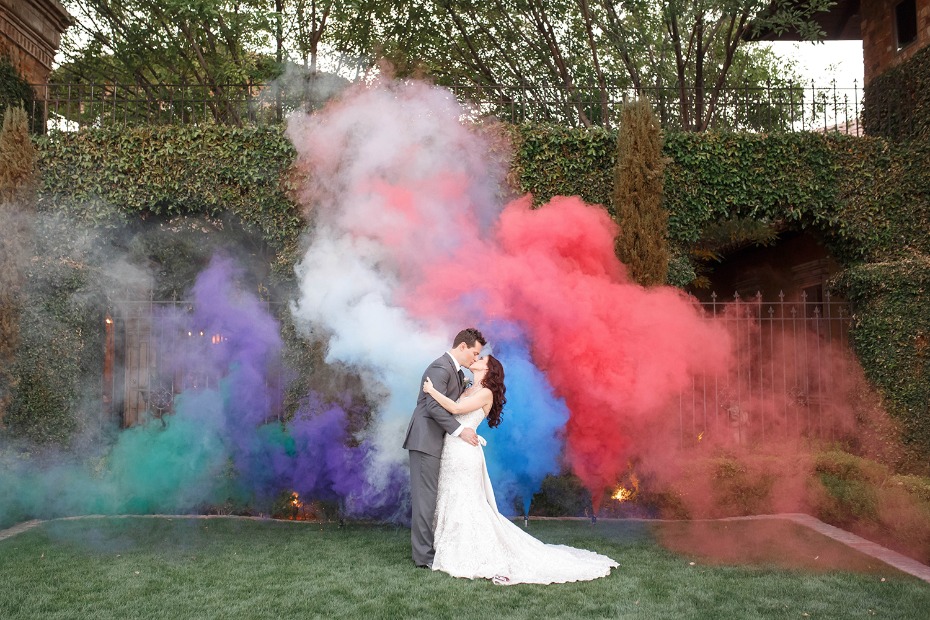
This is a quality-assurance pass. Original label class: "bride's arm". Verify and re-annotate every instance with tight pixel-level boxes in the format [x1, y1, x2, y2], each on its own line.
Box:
[423, 378, 491, 414]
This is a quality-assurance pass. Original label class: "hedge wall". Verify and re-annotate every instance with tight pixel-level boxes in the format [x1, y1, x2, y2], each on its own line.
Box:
[22, 124, 930, 456]
[863, 43, 930, 142]
[509, 126, 907, 259]
[36, 126, 302, 273]
[834, 257, 930, 453]
[42, 124, 918, 263]
[508, 124, 616, 211]
[3, 216, 107, 444]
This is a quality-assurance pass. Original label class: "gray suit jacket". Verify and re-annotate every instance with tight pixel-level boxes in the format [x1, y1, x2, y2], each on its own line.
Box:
[403, 353, 464, 458]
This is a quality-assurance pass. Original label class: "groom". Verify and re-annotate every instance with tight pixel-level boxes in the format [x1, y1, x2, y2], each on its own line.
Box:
[403, 327, 485, 568]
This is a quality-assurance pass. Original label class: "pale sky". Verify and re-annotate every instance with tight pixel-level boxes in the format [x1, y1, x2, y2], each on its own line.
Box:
[764, 40, 865, 88]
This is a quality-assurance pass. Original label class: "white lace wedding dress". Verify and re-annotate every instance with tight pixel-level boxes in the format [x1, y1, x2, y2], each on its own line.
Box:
[431, 403, 618, 584]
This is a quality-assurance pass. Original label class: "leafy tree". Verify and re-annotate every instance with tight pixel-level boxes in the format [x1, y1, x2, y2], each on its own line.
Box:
[54, 0, 830, 130]
[56, 0, 279, 124]
[590, 0, 834, 130]
[408, 0, 613, 126]
[367, 0, 826, 129]
[54, 1, 392, 124]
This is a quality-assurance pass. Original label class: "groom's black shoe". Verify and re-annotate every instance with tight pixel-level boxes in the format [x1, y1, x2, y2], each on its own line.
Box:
[416, 563, 433, 569]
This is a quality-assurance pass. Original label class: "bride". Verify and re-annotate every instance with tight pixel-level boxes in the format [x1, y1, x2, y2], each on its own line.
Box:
[423, 354, 618, 585]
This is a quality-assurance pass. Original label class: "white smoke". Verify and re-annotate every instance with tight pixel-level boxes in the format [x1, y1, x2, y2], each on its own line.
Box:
[287, 78, 508, 474]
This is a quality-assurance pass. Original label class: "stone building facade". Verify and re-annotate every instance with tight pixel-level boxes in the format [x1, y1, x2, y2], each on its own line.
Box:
[0, 0, 72, 87]
[861, 0, 930, 83]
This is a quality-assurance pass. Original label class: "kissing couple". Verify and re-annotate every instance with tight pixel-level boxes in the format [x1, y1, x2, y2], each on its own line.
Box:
[403, 327, 618, 585]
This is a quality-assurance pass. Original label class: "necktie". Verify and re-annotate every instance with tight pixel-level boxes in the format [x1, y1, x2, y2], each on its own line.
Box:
[457, 369, 465, 388]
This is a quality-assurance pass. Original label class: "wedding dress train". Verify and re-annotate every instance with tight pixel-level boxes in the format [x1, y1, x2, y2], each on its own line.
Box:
[431, 405, 618, 584]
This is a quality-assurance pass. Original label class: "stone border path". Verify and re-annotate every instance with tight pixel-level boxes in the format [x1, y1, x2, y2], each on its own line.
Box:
[1, 512, 928, 583]
[780, 513, 930, 583]
[0, 519, 41, 542]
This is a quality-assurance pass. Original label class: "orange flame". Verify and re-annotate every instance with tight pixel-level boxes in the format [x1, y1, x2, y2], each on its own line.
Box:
[611, 486, 632, 502]
[285, 492, 312, 521]
[611, 472, 640, 503]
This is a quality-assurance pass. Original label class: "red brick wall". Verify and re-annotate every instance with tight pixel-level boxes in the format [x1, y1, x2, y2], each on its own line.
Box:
[862, 0, 930, 84]
[0, 0, 71, 88]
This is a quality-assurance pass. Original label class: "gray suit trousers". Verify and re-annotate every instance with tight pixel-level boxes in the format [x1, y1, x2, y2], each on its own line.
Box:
[409, 449, 441, 567]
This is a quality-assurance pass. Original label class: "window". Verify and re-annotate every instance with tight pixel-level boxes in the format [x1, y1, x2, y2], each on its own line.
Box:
[895, 0, 918, 50]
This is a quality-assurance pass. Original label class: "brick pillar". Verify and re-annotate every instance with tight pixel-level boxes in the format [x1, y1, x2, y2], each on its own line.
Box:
[0, 0, 73, 89]
[862, 0, 930, 85]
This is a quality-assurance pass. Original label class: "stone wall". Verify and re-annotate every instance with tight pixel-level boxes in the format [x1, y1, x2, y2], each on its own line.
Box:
[862, 0, 930, 84]
[0, 0, 71, 87]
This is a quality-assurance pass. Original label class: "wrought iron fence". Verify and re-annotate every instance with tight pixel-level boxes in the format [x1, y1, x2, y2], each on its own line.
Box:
[678, 290, 857, 449]
[108, 300, 286, 427]
[29, 79, 863, 135]
[29, 81, 302, 132]
[449, 81, 863, 134]
[111, 292, 857, 450]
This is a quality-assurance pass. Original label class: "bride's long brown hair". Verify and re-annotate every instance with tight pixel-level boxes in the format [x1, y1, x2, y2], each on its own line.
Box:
[481, 355, 507, 428]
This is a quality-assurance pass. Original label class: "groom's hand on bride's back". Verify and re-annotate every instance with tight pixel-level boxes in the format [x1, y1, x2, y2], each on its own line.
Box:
[459, 428, 480, 446]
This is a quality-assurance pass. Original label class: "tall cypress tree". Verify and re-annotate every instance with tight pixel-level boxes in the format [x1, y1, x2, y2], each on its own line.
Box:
[612, 99, 669, 287]
[0, 105, 36, 425]
[0, 57, 34, 131]
[0, 105, 35, 203]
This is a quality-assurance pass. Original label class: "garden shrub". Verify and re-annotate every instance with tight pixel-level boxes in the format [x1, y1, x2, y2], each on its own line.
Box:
[816, 474, 880, 524]
[812, 449, 930, 562]
[814, 449, 889, 483]
[890, 473, 930, 503]
[0, 57, 34, 131]
[709, 457, 777, 516]
[527, 473, 593, 517]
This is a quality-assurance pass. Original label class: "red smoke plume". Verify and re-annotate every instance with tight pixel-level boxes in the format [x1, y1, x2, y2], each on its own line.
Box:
[411, 195, 732, 508]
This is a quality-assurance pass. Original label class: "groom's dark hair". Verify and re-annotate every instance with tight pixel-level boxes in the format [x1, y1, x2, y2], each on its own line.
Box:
[453, 327, 486, 348]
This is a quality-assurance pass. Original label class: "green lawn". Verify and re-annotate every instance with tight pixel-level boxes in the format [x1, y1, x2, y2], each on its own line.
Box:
[1, 517, 928, 619]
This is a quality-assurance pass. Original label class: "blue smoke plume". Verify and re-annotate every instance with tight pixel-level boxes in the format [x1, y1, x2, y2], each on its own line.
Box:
[480, 327, 569, 516]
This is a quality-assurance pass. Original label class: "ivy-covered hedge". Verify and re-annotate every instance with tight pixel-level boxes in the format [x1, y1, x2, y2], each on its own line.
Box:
[509, 124, 616, 211]
[508, 126, 927, 262]
[834, 256, 930, 453]
[25, 124, 930, 456]
[509, 125, 930, 455]
[4, 216, 106, 444]
[863, 43, 930, 142]
[837, 139, 930, 260]
[44, 124, 925, 264]
[36, 126, 303, 272]
[663, 131, 840, 245]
